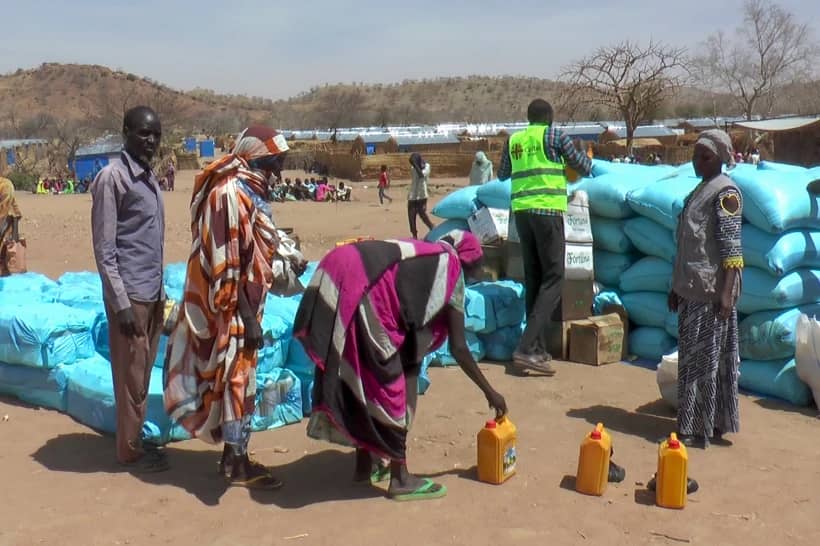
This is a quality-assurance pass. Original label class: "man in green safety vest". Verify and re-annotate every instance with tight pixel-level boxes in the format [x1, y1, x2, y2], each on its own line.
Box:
[497, 99, 592, 375]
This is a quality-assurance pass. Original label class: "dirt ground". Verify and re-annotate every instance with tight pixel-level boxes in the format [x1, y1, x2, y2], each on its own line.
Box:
[1, 170, 818, 546]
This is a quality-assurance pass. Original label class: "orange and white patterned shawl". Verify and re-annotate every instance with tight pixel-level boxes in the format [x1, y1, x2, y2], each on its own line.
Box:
[164, 126, 288, 443]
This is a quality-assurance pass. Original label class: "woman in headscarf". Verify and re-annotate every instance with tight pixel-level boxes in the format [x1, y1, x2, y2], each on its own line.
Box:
[294, 230, 507, 502]
[164, 126, 289, 489]
[669, 129, 742, 448]
[407, 153, 435, 239]
[0, 176, 23, 274]
[468, 151, 493, 186]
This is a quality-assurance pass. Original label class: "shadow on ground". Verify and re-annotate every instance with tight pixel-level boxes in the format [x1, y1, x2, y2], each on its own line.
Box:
[566, 402, 675, 443]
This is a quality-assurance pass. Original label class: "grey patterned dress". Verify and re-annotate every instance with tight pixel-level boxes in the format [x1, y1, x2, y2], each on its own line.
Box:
[677, 187, 742, 443]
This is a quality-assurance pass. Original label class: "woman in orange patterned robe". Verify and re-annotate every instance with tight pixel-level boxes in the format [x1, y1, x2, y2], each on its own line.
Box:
[164, 126, 288, 489]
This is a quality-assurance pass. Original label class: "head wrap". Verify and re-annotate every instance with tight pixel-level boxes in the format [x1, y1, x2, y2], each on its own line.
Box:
[409, 153, 425, 176]
[440, 229, 482, 268]
[231, 125, 289, 162]
[696, 129, 735, 167]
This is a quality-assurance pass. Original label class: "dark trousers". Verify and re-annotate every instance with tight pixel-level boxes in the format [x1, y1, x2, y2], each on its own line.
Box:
[515, 212, 565, 357]
[378, 187, 392, 205]
[104, 298, 164, 463]
[407, 199, 434, 238]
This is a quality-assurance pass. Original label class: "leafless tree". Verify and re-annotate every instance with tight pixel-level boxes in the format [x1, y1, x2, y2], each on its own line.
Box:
[560, 40, 689, 152]
[694, 0, 819, 120]
[316, 87, 367, 131]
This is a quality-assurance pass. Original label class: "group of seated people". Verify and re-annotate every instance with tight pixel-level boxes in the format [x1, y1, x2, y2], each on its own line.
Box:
[269, 177, 352, 203]
[33, 176, 91, 195]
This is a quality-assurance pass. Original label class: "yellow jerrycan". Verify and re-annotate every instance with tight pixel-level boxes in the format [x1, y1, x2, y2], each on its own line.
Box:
[575, 422, 612, 495]
[477, 415, 517, 484]
[656, 433, 688, 509]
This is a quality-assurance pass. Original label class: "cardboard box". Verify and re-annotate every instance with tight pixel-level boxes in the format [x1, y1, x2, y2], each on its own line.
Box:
[569, 313, 625, 366]
[504, 240, 524, 281]
[560, 279, 594, 321]
[479, 243, 505, 281]
[468, 207, 509, 245]
[564, 194, 593, 243]
[564, 242, 594, 280]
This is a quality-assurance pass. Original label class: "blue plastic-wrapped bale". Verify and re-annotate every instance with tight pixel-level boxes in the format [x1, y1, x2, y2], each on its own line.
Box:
[163, 262, 188, 302]
[431, 185, 480, 220]
[252, 368, 303, 432]
[629, 327, 677, 361]
[738, 267, 820, 314]
[468, 280, 525, 331]
[593, 250, 638, 287]
[0, 272, 58, 301]
[593, 288, 623, 315]
[65, 355, 186, 444]
[590, 216, 634, 254]
[0, 303, 98, 368]
[738, 305, 820, 360]
[0, 361, 70, 411]
[463, 286, 494, 334]
[757, 161, 809, 174]
[623, 217, 676, 262]
[425, 219, 470, 242]
[621, 292, 669, 328]
[430, 332, 484, 367]
[475, 179, 511, 209]
[742, 224, 820, 276]
[728, 166, 816, 234]
[418, 354, 433, 394]
[739, 359, 813, 406]
[620, 257, 672, 293]
[284, 339, 315, 415]
[626, 174, 699, 231]
[479, 325, 524, 361]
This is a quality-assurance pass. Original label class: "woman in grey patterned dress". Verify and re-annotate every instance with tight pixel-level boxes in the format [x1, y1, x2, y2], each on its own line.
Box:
[669, 129, 743, 448]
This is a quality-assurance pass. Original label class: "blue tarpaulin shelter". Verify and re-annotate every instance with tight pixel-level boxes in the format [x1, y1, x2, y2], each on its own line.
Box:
[71, 135, 122, 181]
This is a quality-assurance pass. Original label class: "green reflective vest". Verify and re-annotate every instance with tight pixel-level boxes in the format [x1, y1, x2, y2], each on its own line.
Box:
[509, 124, 567, 213]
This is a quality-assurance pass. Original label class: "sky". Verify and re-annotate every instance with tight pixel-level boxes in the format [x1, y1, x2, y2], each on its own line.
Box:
[2, 0, 818, 100]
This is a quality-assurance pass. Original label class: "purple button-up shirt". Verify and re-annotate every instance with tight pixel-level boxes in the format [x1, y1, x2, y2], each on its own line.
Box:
[91, 150, 165, 312]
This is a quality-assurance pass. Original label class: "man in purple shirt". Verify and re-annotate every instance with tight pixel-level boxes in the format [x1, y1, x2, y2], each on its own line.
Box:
[91, 106, 168, 473]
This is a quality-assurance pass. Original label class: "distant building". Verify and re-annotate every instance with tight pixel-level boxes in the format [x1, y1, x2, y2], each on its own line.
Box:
[734, 116, 820, 167]
[72, 134, 122, 181]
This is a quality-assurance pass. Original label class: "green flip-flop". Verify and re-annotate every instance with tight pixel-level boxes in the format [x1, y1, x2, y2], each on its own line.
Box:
[370, 464, 391, 484]
[389, 478, 447, 502]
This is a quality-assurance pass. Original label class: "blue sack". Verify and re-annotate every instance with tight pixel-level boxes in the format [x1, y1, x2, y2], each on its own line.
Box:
[628, 327, 677, 361]
[621, 292, 668, 328]
[284, 340, 315, 416]
[252, 368, 303, 432]
[418, 354, 433, 394]
[728, 167, 817, 233]
[425, 219, 470, 242]
[0, 303, 98, 368]
[479, 325, 524, 361]
[738, 267, 820, 314]
[626, 175, 700, 231]
[619, 257, 672, 293]
[665, 311, 679, 339]
[590, 216, 634, 254]
[742, 224, 820, 276]
[431, 185, 480, 220]
[476, 179, 511, 209]
[757, 161, 808, 174]
[468, 280, 526, 331]
[738, 305, 820, 360]
[463, 286, 494, 334]
[739, 359, 813, 406]
[593, 251, 638, 287]
[573, 165, 675, 219]
[623, 217, 676, 262]
[163, 263, 188, 302]
[0, 361, 70, 411]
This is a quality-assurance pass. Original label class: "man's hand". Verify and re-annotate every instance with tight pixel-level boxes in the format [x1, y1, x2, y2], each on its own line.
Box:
[116, 307, 143, 337]
[243, 315, 264, 350]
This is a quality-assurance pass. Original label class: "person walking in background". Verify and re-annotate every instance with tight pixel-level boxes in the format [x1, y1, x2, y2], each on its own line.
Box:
[164, 125, 291, 490]
[407, 153, 434, 239]
[0, 176, 23, 275]
[497, 99, 592, 376]
[669, 129, 742, 449]
[90, 106, 168, 473]
[468, 151, 493, 185]
[378, 164, 393, 205]
[165, 160, 175, 192]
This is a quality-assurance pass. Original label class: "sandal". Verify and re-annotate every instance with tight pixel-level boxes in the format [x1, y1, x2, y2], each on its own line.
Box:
[120, 451, 169, 474]
[226, 457, 283, 490]
[512, 352, 556, 375]
[389, 478, 447, 502]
